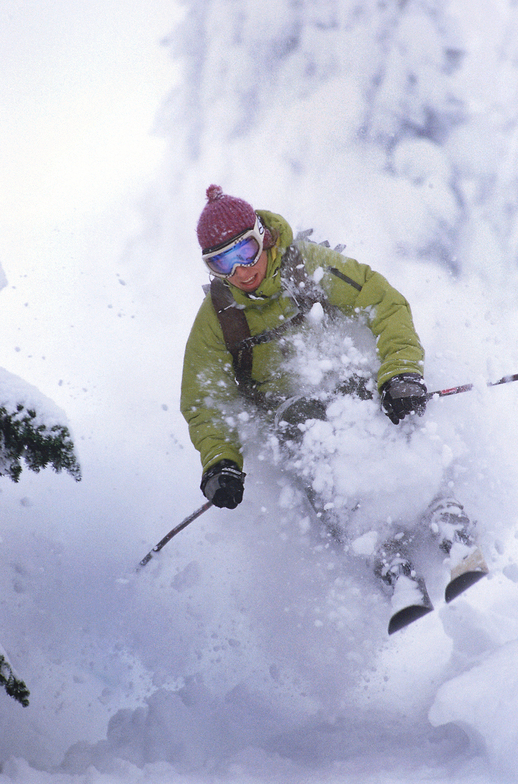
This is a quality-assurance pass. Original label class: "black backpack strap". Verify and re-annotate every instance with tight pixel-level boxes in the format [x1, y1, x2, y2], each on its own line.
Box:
[281, 244, 324, 312]
[282, 244, 350, 315]
[210, 278, 254, 389]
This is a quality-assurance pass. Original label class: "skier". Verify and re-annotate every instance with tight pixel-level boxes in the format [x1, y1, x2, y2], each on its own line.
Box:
[181, 185, 487, 632]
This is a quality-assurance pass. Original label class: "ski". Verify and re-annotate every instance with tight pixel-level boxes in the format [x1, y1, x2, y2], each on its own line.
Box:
[388, 604, 434, 635]
[0, 643, 30, 707]
[388, 574, 434, 634]
[373, 538, 434, 635]
[445, 546, 489, 603]
[423, 496, 490, 606]
[387, 547, 489, 631]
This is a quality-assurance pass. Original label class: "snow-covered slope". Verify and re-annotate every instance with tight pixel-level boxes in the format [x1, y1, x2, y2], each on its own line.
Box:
[1, 2, 518, 783]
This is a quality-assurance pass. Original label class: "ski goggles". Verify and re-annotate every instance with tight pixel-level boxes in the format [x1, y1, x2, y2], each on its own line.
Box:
[202, 216, 264, 278]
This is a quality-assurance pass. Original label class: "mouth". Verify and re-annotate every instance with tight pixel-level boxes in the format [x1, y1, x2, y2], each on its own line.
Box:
[229, 255, 265, 290]
[238, 272, 259, 288]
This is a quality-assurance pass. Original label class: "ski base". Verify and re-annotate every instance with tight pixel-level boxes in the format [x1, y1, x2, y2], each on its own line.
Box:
[445, 547, 489, 603]
[388, 602, 434, 634]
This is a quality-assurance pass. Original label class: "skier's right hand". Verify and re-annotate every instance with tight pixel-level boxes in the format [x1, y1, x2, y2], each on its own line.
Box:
[201, 460, 245, 509]
[380, 373, 428, 424]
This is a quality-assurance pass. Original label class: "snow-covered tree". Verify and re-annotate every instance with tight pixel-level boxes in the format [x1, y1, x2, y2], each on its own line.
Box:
[0, 366, 81, 485]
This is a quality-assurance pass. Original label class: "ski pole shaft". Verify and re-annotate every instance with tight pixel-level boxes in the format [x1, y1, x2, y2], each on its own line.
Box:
[137, 500, 213, 570]
[427, 372, 518, 400]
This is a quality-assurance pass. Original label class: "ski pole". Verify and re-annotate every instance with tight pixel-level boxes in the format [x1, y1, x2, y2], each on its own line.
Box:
[137, 500, 213, 570]
[427, 372, 518, 400]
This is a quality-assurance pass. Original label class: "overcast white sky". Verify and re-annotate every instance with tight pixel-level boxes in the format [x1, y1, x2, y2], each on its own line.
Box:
[0, 0, 182, 420]
[0, 0, 178, 239]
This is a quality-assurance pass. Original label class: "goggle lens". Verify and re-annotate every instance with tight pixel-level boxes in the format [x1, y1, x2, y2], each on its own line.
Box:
[205, 236, 261, 277]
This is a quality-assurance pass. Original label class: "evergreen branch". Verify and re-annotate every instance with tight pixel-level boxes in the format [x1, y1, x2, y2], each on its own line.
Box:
[0, 403, 81, 482]
[0, 654, 30, 707]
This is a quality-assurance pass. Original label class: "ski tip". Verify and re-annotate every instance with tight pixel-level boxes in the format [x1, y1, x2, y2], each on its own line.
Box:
[388, 603, 434, 635]
[445, 570, 487, 603]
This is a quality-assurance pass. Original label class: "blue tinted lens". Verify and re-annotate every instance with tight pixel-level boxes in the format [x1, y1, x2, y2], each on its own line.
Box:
[207, 236, 260, 276]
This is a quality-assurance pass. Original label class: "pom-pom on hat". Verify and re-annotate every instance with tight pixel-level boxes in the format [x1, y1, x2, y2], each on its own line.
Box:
[196, 185, 258, 252]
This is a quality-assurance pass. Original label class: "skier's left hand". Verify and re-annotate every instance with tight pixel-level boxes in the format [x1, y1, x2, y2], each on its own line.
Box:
[201, 460, 245, 509]
[380, 373, 428, 424]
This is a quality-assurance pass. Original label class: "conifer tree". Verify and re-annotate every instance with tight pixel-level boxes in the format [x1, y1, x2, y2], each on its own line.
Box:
[0, 652, 30, 707]
[0, 400, 81, 483]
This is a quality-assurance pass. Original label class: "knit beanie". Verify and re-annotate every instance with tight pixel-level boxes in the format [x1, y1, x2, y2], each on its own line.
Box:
[197, 185, 275, 251]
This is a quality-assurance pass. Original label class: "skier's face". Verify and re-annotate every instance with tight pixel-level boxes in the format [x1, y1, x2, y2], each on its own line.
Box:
[228, 250, 268, 292]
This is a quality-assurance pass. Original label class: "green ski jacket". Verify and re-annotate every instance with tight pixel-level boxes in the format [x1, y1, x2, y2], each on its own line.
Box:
[181, 210, 424, 474]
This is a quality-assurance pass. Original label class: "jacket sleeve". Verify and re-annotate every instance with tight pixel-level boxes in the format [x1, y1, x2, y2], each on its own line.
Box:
[299, 243, 425, 390]
[180, 295, 244, 474]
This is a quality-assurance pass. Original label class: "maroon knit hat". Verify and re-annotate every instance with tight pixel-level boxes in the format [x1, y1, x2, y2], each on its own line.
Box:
[197, 185, 257, 251]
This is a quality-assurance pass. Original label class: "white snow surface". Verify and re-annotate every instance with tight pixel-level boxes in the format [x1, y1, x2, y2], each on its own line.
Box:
[2, 1, 518, 782]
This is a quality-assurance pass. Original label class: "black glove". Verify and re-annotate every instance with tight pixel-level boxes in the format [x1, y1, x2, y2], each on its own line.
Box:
[380, 373, 428, 424]
[201, 460, 245, 509]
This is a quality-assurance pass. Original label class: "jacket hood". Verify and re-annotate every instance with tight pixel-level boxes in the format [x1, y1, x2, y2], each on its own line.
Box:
[257, 209, 293, 252]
